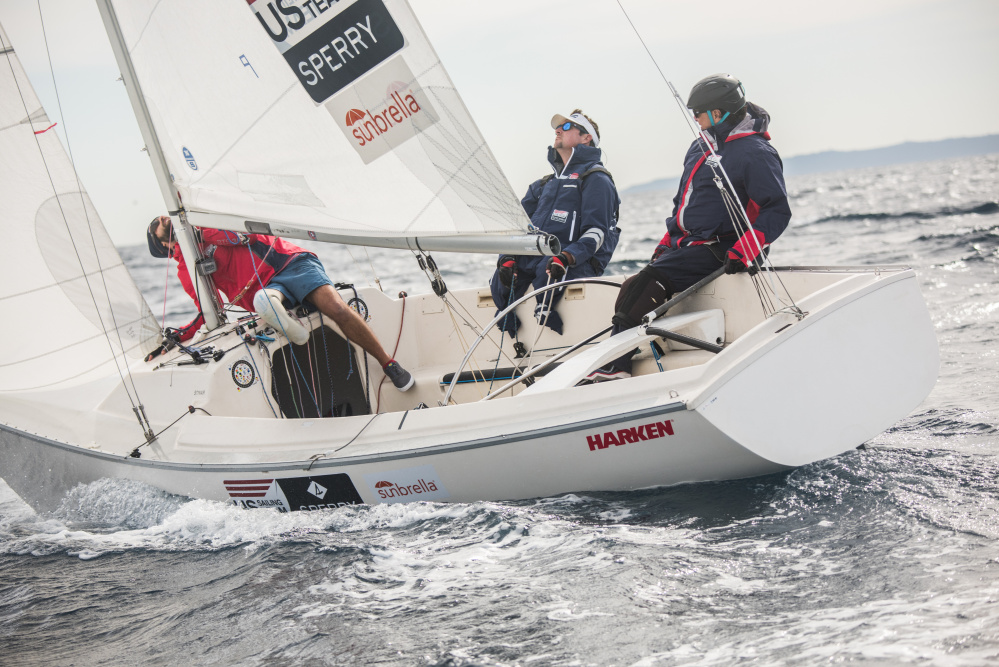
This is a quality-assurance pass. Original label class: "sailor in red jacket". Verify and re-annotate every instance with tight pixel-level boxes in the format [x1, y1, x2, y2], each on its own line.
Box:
[146, 215, 413, 391]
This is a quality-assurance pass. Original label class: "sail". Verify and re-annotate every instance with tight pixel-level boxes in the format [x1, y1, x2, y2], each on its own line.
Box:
[101, 0, 536, 249]
[0, 23, 160, 392]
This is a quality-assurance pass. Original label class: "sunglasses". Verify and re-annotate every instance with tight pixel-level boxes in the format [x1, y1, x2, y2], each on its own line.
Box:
[559, 121, 587, 134]
[691, 109, 705, 117]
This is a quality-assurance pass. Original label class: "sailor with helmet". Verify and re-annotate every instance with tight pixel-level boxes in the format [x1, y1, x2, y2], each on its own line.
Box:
[589, 74, 791, 382]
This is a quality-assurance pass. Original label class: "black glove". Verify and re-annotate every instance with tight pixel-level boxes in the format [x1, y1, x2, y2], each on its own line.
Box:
[145, 328, 181, 361]
[497, 255, 517, 287]
[724, 251, 747, 275]
[651, 243, 669, 262]
[546, 252, 572, 280]
[726, 231, 766, 275]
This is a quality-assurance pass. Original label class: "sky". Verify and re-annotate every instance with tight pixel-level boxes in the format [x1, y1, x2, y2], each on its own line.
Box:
[1, 0, 997, 246]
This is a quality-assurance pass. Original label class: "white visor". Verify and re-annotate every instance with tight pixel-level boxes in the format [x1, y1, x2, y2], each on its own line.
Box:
[551, 112, 599, 148]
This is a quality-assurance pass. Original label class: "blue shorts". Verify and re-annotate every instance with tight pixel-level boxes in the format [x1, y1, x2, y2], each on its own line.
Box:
[266, 254, 333, 307]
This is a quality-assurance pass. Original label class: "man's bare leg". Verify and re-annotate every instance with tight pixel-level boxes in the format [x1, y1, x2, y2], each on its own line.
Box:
[304, 285, 392, 367]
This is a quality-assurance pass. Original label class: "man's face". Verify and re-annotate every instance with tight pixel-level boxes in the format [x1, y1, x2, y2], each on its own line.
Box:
[693, 109, 722, 130]
[554, 122, 590, 151]
[154, 216, 174, 245]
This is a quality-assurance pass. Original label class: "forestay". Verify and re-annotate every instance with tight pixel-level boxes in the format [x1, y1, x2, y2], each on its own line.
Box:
[102, 0, 534, 248]
[0, 23, 160, 392]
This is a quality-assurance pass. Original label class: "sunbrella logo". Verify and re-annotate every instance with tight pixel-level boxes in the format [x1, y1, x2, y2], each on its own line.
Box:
[372, 477, 441, 499]
[364, 464, 450, 503]
[325, 57, 440, 164]
[343, 85, 424, 147]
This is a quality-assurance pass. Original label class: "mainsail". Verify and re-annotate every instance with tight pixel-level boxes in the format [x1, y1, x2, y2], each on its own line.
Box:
[98, 0, 545, 253]
[0, 23, 160, 392]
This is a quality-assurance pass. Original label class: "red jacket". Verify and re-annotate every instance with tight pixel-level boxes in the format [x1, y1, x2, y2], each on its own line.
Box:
[171, 229, 312, 340]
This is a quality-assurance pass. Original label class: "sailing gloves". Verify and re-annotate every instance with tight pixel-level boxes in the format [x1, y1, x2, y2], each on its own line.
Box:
[497, 256, 518, 288]
[144, 328, 181, 362]
[725, 230, 766, 275]
[546, 252, 573, 280]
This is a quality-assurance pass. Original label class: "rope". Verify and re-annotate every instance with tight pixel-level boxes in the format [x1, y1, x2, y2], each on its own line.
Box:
[242, 338, 278, 418]
[127, 406, 213, 458]
[246, 247, 319, 416]
[375, 293, 406, 413]
[317, 312, 338, 417]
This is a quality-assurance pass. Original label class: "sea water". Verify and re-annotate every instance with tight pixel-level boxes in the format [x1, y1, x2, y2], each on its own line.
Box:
[1, 155, 997, 666]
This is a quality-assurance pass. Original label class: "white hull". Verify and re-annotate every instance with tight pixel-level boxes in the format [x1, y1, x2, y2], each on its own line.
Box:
[0, 267, 938, 513]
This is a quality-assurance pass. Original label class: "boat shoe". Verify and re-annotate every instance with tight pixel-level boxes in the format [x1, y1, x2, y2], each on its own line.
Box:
[383, 360, 415, 391]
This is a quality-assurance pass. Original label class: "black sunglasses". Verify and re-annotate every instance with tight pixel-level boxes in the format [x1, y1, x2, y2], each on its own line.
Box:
[691, 109, 705, 117]
[559, 121, 587, 134]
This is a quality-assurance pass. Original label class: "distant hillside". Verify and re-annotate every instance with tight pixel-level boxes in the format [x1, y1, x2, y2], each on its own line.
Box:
[624, 134, 999, 194]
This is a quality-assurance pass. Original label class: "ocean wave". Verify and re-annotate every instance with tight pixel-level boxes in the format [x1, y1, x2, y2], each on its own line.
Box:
[802, 201, 999, 226]
[889, 408, 998, 437]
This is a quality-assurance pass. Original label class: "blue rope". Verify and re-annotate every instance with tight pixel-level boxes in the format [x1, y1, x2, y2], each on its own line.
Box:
[242, 339, 279, 418]
[247, 248, 319, 416]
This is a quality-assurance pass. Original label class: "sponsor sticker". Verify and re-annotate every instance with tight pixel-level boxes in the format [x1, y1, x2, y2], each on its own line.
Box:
[551, 209, 569, 224]
[183, 147, 198, 170]
[248, 0, 405, 104]
[569, 173, 579, 179]
[585, 419, 675, 451]
[230, 359, 257, 390]
[225, 473, 363, 511]
[363, 464, 449, 503]
[347, 297, 369, 321]
[325, 56, 440, 163]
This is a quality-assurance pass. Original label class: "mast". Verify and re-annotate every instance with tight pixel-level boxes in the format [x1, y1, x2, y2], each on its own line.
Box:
[94, 0, 223, 329]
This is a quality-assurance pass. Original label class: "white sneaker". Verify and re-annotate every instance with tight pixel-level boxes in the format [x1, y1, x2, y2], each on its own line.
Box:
[253, 289, 309, 345]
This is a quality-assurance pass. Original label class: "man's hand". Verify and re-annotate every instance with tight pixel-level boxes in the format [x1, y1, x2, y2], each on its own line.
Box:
[497, 256, 517, 287]
[726, 230, 767, 275]
[145, 344, 168, 362]
[724, 251, 747, 274]
[651, 244, 669, 262]
[546, 251, 573, 280]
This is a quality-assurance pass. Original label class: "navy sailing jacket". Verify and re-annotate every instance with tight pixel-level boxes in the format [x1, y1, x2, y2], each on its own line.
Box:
[518, 144, 620, 273]
[659, 104, 790, 254]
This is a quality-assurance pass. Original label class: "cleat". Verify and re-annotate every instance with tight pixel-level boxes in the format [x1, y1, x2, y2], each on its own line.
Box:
[383, 360, 415, 391]
[253, 289, 309, 345]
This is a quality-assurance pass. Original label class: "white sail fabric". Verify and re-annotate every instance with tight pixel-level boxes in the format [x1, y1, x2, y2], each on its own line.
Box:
[105, 0, 531, 243]
[0, 23, 160, 392]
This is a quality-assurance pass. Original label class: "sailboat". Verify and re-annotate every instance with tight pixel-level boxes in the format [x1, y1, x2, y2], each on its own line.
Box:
[0, 1, 938, 514]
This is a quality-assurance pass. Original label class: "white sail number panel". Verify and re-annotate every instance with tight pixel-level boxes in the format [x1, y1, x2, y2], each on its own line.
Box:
[248, 0, 439, 164]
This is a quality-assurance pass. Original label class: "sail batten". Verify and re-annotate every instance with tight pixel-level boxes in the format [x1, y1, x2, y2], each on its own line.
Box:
[104, 0, 536, 251]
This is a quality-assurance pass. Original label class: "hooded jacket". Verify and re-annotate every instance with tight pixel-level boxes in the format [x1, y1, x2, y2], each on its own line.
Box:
[167, 229, 313, 341]
[519, 143, 620, 273]
[658, 103, 790, 255]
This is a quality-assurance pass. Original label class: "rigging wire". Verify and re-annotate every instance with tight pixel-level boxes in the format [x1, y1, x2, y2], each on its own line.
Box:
[614, 0, 804, 321]
[38, 1, 155, 409]
[2, 10, 154, 439]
